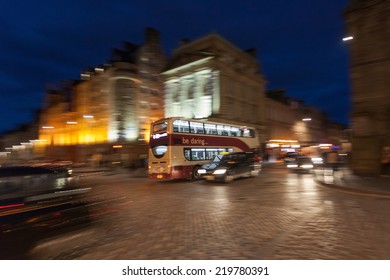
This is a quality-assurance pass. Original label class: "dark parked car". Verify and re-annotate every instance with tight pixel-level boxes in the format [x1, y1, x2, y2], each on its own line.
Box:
[0, 164, 77, 203]
[198, 152, 261, 183]
[0, 165, 92, 259]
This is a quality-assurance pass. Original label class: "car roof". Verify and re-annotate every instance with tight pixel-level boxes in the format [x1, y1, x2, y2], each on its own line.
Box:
[0, 166, 59, 177]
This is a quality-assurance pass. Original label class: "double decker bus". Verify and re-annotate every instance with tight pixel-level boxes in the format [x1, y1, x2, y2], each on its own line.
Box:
[148, 117, 260, 180]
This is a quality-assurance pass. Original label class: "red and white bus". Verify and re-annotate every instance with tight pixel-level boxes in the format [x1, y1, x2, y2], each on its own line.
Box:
[148, 117, 260, 180]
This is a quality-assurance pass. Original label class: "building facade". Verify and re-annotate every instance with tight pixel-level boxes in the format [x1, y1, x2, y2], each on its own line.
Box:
[344, 0, 390, 175]
[1, 28, 347, 165]
[38, 28, 166, 164]
[162, 34, 267, 143]
[264, 89, 345, 160]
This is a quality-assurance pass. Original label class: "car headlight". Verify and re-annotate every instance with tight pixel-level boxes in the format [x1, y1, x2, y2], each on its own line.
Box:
[213, 169, 227, 175]
[197, 169, 207, 174]
[311, 157, 323, 164]
[301, 164, 314, 169]
[287, 164, 298, 168]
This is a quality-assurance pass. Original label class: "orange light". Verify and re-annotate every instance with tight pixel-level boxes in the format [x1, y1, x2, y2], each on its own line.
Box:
[113, 145, 123, 149]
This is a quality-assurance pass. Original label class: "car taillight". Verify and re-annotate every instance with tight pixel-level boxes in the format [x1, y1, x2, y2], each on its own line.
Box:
[0, 203, 25, 209]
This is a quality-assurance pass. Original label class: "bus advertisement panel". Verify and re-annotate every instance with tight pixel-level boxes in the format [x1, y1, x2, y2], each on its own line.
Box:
[149, 117, 260, 180]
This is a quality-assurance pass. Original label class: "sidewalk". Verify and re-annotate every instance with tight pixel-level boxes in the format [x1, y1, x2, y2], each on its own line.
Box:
[314, 167, 390, 198]
[262, 161, 390, 197]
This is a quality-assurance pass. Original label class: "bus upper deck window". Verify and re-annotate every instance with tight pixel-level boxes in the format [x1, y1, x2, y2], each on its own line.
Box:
[231, 127, 240, 137]
[173, 119, 189, 133]
[190, 122, 204, 134]
[204, 123, 217, 135]
[242, 128, 255, 137]
[153, 121, 168, 133]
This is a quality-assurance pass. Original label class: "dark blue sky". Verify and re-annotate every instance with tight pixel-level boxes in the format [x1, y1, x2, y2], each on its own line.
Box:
[0, 0, 350, 134]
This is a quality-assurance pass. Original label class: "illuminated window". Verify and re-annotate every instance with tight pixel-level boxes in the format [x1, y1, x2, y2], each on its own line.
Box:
[190, 122, 204, 134]
[173, 119, 189, 133]
[140, 102, 148, 109]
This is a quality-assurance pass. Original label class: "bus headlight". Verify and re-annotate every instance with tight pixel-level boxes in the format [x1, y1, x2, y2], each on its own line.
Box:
[213, 169, 227, 175]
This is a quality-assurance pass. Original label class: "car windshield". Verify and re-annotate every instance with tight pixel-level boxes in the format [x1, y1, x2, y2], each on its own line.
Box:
[298, 157, 312, 164]
[211, 154, 226, 164]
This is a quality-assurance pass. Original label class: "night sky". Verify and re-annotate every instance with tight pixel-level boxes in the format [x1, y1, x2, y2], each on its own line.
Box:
[0, 0, 350, 135]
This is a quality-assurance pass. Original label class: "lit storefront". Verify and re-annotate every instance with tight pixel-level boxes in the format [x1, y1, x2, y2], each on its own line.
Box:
[264, 139, 301, 161]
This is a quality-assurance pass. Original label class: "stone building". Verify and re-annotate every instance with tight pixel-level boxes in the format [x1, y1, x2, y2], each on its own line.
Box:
[264, 89, 345, 160]
[162, 33, 267, 143]
[2, 28, 348, 165]
[38, 27, 166, 163]
[344, 0, 390, 176]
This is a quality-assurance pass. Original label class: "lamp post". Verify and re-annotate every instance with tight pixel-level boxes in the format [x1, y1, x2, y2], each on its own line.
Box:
[83, 115, 94, 143]
[42, 126, 54, 145]
[66, 121, 78, 144]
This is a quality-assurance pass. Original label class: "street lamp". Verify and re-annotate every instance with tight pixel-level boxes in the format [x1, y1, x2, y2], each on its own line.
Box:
[42, 126, 55, 145]
[83, 115, 95, 143]
[342, 36, 354, 41]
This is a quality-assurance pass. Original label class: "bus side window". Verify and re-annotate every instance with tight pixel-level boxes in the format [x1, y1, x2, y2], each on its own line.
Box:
[204, 124, 217, 135]
[174, 119, 190, 133]
[231, 127, 240, 137]
[223, 126, 231, 136]
[190, 122, 196, 133]
[243, 128, 253, 137]
[217, 125, 224, 136]
[191, 149, 205, 161]
[190, 122, 204, 134]
[184, 149, 191, 160]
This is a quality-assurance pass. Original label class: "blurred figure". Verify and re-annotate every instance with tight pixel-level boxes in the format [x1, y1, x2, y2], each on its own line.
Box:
[381, 147, 390, 175]
[324, 150, 339, 176]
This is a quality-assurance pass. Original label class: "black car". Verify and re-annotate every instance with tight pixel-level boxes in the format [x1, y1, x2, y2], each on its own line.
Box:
[286, 156, 315, 173]
[197, 152, 261, 183]
[283, 152, 301, 163]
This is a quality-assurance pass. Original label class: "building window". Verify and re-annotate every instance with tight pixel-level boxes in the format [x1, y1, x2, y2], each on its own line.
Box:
[139, 102, 148, 109]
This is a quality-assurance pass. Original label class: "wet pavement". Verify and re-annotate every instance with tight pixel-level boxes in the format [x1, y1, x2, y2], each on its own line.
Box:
[20, 163, 390, 260]
[73, 162, 390, 197]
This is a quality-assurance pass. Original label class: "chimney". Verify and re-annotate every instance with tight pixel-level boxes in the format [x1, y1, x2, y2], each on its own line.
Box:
[245, 48, 257, 57]
[145, 27, 160, 44]
[179, 38, 190, 47]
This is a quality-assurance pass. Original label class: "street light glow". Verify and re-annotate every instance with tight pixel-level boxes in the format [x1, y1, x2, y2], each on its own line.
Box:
[342, 36, 354, 41]
[302, 118, 312, 121]
[83, 115, 94, 119]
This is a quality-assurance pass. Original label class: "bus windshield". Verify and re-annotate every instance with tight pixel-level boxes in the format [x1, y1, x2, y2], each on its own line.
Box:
[152, 121, 168, 133]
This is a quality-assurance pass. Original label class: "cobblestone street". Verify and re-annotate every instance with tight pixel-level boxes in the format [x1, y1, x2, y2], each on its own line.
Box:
[29, 166, 390, 260]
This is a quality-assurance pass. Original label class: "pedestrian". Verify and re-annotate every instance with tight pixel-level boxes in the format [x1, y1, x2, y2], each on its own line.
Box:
[325, 150, 339, 176]
[381, 147, 390, 175]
